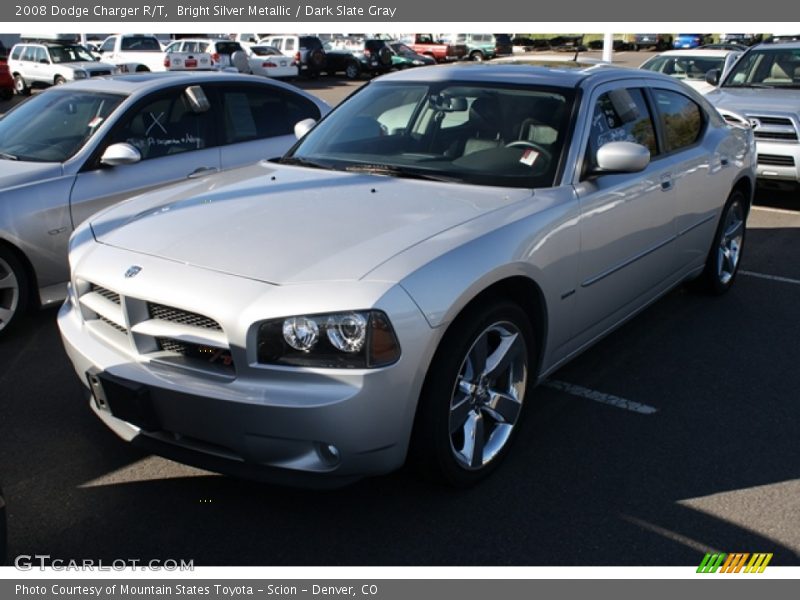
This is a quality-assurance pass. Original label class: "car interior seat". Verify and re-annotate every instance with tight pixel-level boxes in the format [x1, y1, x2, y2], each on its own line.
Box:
[462, 95, 504, 156]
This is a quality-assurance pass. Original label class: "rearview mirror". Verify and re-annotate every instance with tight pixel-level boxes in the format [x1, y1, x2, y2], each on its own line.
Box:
[705, 69, 721, 86]
[100, 143, 141, 166]
[594, 141, 650, 174]
[184, 86, 210, 113]
[294, 118, 316, 139]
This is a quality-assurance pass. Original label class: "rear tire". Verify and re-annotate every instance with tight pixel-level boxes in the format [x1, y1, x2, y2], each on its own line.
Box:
[409, 300, 536, 486]
[693, 189, 747, 295]
[13, 74, 30, 96]
[344, 61, 360, 79]
[0, 246, 29, 335]
[470, 51, 485, 62]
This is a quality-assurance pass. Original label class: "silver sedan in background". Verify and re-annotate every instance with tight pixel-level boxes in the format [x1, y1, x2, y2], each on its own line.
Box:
[59, 64, 755, 487]
[0, 72, 330, 334]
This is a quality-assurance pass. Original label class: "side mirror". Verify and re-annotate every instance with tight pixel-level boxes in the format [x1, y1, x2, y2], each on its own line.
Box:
[594, 141, 650, 174]
[100, 143, 141, 166]
[294, 118, 316, 139]
[705, 68, 721, 86]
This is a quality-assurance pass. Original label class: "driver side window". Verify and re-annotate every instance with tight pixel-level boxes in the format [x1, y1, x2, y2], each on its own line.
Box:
[585, 88, 657, 172]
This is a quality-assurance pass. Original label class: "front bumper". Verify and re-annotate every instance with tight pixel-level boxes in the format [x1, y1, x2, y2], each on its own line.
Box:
[57, 249, 436, 487]
[754, 140, 800, 185]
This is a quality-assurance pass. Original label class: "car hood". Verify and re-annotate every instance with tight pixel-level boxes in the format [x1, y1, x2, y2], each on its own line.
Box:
[706, 88, 800, 115]
[91, 161, 532, 285]
[66, 61, 111, 70]
[0, 161, 63, 190]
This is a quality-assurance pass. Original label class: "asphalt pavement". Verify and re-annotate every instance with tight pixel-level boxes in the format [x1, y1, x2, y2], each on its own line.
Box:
[1, 52, 799, 567]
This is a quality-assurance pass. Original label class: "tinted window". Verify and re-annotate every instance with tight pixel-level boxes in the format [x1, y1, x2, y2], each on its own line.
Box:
[111, 89, 215, 160]
[219, 86, 320, 143]
[653, 89, 703, 152]
[120, 36, 161, 51]
[99, 37, 115, 53]
[300, 37, 321, 50]
[0, 90, 123, 162]
[587, 88, 657, 167]
[215, 41, 243, 55]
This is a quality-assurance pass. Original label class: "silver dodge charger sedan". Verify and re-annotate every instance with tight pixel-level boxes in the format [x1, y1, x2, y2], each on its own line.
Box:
[59, 64, 755, 487]
[0, 72, 329, 334]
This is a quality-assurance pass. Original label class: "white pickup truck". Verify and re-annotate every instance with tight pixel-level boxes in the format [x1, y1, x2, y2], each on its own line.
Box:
[97, 34, 166, 72]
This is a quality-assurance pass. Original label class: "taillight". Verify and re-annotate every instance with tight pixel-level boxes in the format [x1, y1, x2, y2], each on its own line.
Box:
[364, 48, 372, 57]
[163, 56, 170, 67]
[212, 52, 220, 63]
[294, 51, 301, 63]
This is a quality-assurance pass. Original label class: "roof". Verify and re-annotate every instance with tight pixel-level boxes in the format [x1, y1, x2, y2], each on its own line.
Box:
[653, 48, 741, 58]
[376, 61, 648, 88]
[53, 71, 285, 96]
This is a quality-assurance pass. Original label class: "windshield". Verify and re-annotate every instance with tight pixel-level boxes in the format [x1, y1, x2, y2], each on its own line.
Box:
[48, 44, 96, 63]
[0, 90, 124, 162]
[642, 55, 726, 80]
[723, 48, 800, 88]
[287, 81, 574, 188]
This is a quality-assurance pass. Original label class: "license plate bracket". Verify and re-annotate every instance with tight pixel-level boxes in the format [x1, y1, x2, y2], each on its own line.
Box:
[86, 371, 160, 431]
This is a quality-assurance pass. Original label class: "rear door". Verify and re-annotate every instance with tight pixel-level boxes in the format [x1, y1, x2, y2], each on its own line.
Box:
[69, 84, 221, 228]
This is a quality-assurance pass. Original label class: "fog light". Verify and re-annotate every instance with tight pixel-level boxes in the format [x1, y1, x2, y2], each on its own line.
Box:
[317, 443, 341, 466]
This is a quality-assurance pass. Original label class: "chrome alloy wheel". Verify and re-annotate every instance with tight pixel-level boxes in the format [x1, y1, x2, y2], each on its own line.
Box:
[717, 198, 745, 285]
[0, 256, 21, 331]
[448, 321, 528, 470]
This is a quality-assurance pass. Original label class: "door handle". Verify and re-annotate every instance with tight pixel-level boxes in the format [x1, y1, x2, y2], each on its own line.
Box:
[188, 166, 218, 178]
[720, 157, 730, 167]
[660, 173, 672, 191]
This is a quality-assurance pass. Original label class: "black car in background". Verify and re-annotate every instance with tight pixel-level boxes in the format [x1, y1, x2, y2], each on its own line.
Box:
[324, 38, 393, 79]
[493, 34, 513, 57]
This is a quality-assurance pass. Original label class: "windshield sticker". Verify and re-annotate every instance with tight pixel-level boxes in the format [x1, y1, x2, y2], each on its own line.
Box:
[520, 148, 539, 166]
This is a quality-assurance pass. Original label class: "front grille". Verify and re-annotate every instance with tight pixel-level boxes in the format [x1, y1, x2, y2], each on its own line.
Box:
[98, 315, 128, 334]
[147, 303, 222, 331]
[758, 154, 796, 167]
[156, 338, 235, 372]
[90, 284, 120, 305]
[754, 116, 793, 126]
[754, 130, 798, 141]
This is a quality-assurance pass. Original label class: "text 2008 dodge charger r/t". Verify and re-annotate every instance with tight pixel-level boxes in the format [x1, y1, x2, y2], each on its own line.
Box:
[59, 63, 755, 487]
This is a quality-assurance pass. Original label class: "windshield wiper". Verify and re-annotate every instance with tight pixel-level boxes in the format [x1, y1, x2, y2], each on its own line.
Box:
[344, 163, 460, 182]
[278, 156, 333, 170]
[0, 152, 18, 161]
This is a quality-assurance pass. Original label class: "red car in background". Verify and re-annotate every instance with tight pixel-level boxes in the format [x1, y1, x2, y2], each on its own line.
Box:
[0, 61, 14, 101]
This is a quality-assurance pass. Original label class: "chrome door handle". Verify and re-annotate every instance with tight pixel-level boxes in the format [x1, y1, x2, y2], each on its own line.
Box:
[660, 173, 673, 191]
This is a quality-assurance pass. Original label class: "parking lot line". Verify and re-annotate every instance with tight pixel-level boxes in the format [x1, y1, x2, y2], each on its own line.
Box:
[543, 380, 658, 414]
[739, 270, 800, 286]
[751, 206, 800, 217]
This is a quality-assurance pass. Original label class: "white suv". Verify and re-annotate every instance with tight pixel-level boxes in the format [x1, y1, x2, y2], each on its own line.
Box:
[8, 42, 116, 95]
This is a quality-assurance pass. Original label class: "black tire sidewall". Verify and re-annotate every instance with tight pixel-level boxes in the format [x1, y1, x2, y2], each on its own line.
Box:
[702, 189, 747, 295]
[410, 299, 536, 486]
[0, 246, 29, 334]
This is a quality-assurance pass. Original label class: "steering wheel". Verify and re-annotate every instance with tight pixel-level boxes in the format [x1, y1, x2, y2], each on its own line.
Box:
[504, 140, 552, 164]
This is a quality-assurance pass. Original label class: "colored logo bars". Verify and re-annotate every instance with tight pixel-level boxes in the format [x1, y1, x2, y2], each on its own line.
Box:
[697, 553, 773, 573]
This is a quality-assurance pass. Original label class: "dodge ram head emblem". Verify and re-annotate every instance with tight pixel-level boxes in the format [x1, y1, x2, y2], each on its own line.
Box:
[124, 265, 142, 278]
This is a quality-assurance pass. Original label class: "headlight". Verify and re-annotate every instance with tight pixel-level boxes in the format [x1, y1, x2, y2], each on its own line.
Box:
[73, 70, 88, 79]
[413, 60, 423, 65]
[257, 310, 401, 369]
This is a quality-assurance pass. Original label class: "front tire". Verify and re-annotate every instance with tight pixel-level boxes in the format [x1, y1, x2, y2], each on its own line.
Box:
[410, 300, 535, 486]
[0, 247, 29, 335]
[696, 189, 747, 295]
[54, 75, 67, 85]
[344, 61, 360, 79]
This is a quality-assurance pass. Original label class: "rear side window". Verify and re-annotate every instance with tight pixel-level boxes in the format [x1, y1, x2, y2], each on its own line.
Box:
[653, 89, 704, 152]
[299, 37, 321, 50]
[219, 85, 320, 143]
